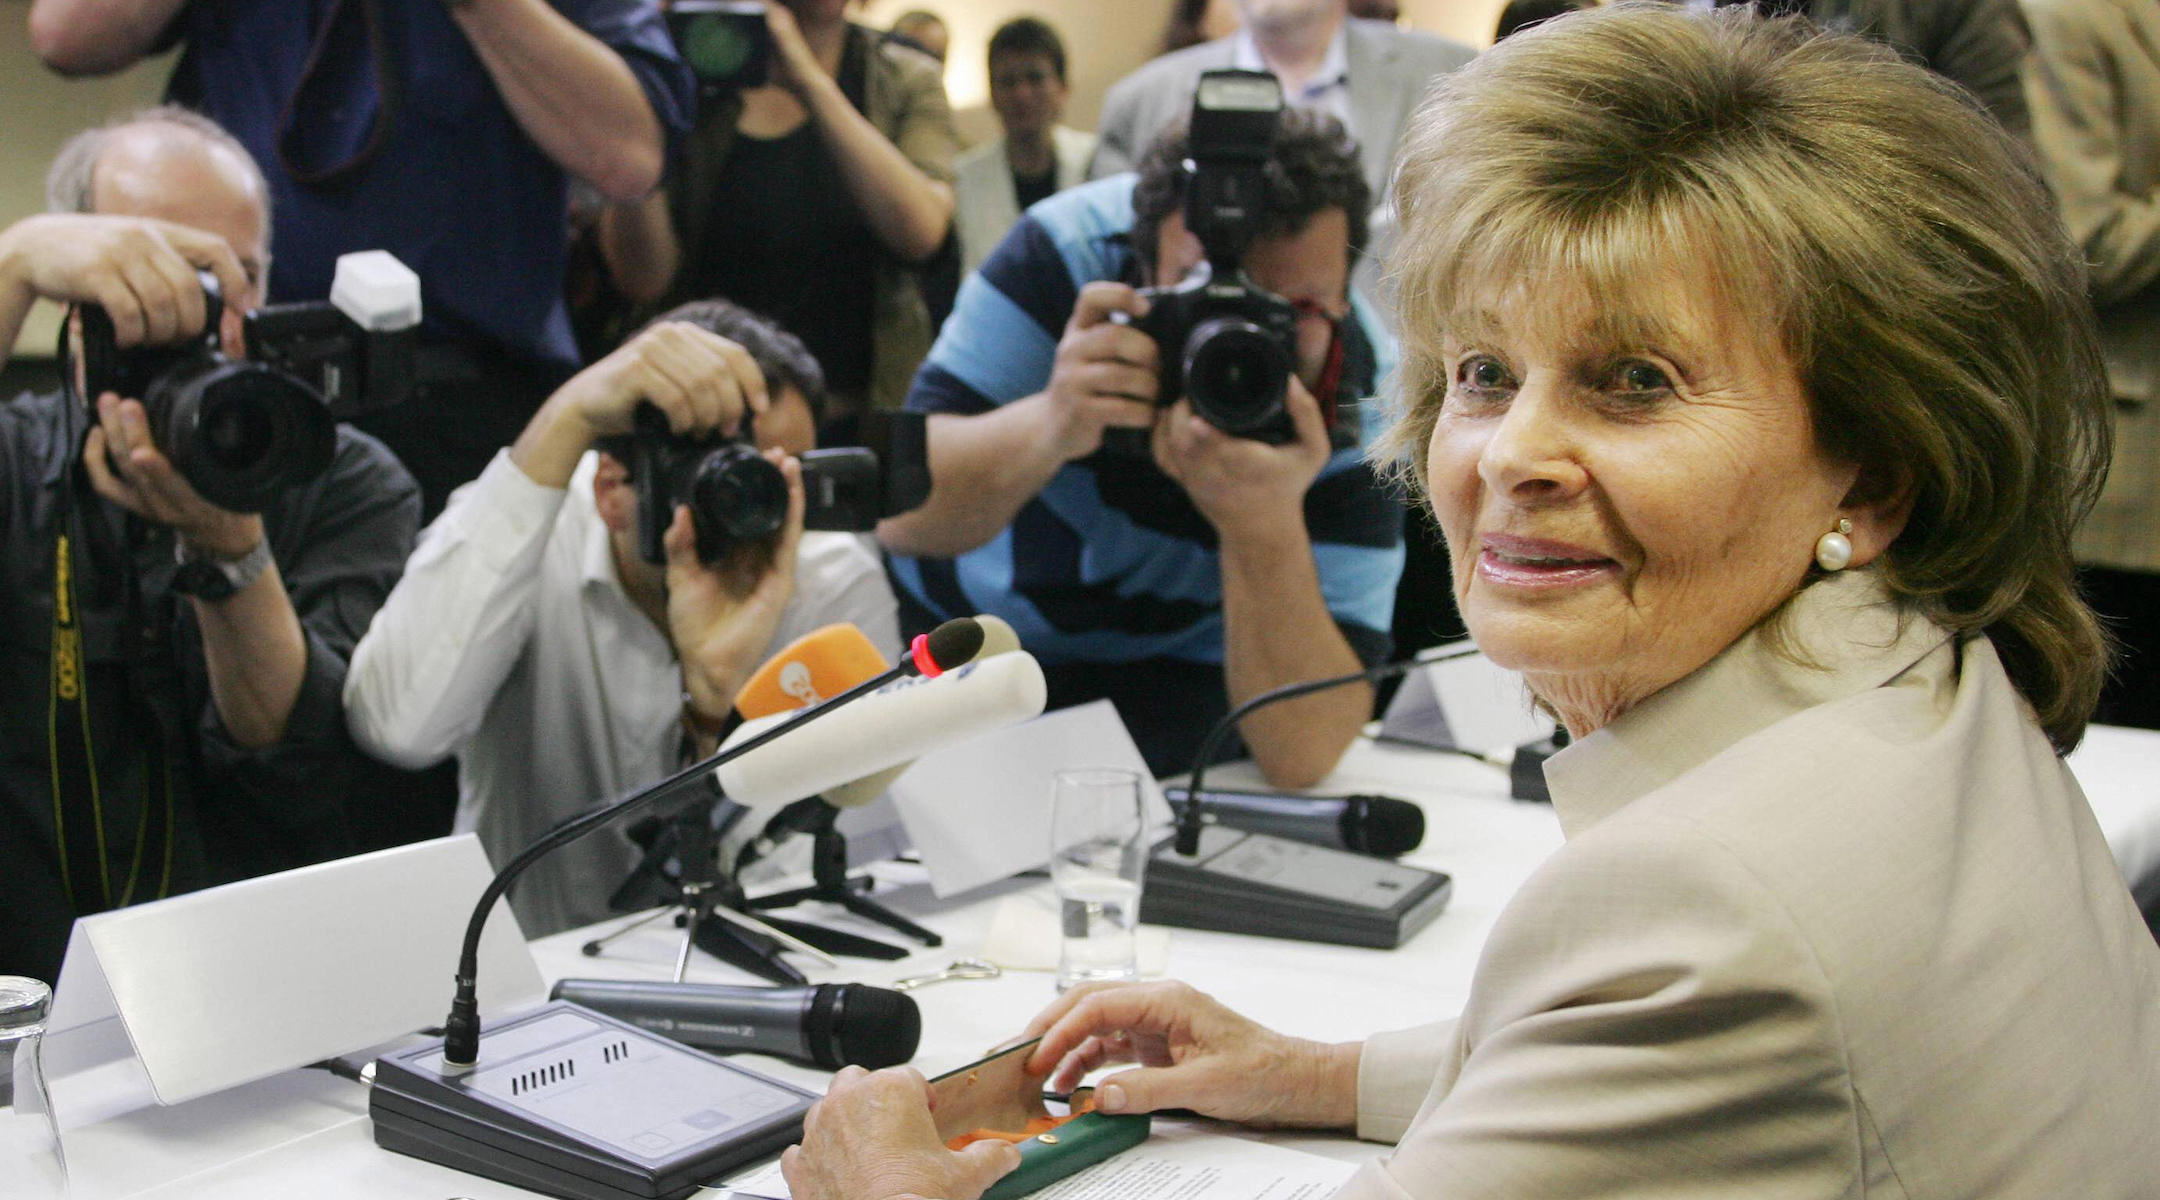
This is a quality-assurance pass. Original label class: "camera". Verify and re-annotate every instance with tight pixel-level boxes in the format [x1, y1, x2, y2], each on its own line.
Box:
[74, 250, 422, 513]
[669, 1, 772, 95]
[625, 405, 931, 565]
[1119, 69, 1321, 447]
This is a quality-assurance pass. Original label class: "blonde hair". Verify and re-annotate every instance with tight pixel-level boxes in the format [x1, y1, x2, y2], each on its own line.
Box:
[1380, 2, 2111, 751]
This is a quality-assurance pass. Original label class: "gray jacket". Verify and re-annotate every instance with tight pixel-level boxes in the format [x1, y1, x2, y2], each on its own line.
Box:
[1087, 19, 1475, 194]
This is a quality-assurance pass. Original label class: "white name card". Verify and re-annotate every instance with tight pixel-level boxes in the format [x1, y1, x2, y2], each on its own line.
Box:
[889, 700, 1173, 897]
[45, 833, 547, 1127]
[1380, 641, 1554, 755]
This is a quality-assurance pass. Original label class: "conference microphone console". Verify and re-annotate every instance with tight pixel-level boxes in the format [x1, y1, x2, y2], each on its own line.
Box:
[1141, 827, 1453, 949]
[370, 1001, 814, 1200]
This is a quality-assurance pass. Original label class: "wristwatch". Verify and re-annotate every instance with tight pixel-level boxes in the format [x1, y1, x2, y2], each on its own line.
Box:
[172, 537, 274, 601]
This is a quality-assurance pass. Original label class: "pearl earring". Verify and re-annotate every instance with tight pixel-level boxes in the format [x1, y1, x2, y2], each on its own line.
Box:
[1815, 518, 1854, 572]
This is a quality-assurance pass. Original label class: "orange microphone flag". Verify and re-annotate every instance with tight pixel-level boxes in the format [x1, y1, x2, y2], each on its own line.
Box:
[734, 624, 890, 719]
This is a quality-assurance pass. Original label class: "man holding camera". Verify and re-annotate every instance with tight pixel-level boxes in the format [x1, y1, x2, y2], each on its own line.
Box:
[879, 104, 1403, 786]
[0, 109, 421, 983]
[345, 301, 899, 937]
[28, 0, 695, 519]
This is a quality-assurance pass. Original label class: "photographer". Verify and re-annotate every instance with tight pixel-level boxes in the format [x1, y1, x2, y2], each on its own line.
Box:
[878, 110, 1403, 787]
[599, 0, 958, 427]
[29, 0, 696, 518]
[0, 109, 421, 984]
[345, 301, 899, 938]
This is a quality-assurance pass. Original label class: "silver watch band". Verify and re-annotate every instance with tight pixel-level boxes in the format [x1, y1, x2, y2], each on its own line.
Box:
[176, 536, 274, 594]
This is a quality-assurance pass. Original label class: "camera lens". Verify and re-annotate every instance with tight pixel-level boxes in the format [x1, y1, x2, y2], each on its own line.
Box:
[200, 392, 274, 468]
[1182, 317, 1292, 437]
[687, 441, 788, 559]
[674, 4, 769, 89]
[150, 362, 335, 513]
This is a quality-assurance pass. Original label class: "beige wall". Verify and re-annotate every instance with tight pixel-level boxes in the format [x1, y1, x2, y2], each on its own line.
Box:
[0, 0, 175, 357]
[856, 0, 1177, 146]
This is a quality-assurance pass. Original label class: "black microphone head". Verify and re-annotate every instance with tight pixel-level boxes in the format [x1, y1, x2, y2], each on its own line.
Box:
[919, 618, 984, 674]
[1346, 794, 1426, 857]
[808, 983, 921, 1070]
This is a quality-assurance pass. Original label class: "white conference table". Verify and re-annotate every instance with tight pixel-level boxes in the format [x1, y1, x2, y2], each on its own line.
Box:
[19, 725, 2160, 1200]
[27, 737, 1557, 1200]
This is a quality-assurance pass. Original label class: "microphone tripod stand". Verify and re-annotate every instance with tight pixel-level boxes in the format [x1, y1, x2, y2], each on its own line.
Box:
[741, 798, 943, 948]
[587, 794, 912, 986]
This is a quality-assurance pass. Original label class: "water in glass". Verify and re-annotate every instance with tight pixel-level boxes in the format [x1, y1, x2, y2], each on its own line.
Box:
[1050, 768, 1149, 991]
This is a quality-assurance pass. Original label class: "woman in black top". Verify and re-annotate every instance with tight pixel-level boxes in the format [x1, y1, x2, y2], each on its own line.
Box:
[603, 0, 957, 424]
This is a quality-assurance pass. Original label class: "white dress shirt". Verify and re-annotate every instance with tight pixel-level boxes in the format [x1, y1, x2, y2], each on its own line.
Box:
[345, 451, 901, 937]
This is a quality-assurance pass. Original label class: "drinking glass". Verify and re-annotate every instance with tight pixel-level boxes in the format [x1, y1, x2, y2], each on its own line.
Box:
[1, 975, 67, 1197]
[1049, 768, 1150, 991]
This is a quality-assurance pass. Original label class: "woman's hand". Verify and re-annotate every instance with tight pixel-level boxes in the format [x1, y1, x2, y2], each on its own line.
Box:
[761, 1, 828, 101]
[781, 1066, 1023, 1200]
[1021, 981, 1362, 1130]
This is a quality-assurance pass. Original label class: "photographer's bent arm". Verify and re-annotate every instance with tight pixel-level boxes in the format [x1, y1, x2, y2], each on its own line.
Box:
[349, 321, 768, 764]
[876, 282, 1159, 558]
[1155, 383, 1369, 789]
[29, 0, 669, 202]
[448, 0, 667, 201]
[765, 4, 954, 263]
[0, 214, 306, 749]
[25, 0, 183, 76]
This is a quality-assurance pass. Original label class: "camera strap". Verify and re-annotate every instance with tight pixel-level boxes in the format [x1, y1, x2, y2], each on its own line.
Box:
[1292, 298, 1347, 430]
[46, 338, 180, 916]
[277, 0, 402, 189]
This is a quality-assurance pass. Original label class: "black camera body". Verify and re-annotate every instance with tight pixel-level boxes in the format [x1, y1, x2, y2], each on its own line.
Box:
[75, 252, 421, 513]
[1129, 268, 1303, 444]
[670, 0, 773, 95]
[1114, 68, 1343, 450]
[626, 406, 930, 565]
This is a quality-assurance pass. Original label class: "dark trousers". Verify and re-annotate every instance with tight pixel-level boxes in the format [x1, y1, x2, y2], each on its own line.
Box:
[353, 335, 572, 521]
[2080, 564, 2160, 730]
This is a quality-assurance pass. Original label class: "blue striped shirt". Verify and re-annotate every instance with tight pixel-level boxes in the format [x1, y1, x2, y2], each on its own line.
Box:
[889, 176, 1406, 671]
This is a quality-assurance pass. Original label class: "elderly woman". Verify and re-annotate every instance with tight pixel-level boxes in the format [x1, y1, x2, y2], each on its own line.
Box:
[779, 6, 2160, 1197]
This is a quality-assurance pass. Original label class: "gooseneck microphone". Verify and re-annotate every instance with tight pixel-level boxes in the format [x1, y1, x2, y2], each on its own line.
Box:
[1162, 787, 1426, 857]
[550, 979, 921, 1070]
[1173, 643, 1483, 856]
[438, 617, 986, 1069]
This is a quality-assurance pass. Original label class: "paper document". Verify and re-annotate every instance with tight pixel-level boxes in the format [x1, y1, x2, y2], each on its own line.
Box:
[889, 701, 1173, 897]
[725, 1123, 1360, 1200]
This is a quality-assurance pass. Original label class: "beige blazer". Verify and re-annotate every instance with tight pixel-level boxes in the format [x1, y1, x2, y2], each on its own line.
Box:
[2022, 0, 2160, 569]
[952, 126, 1098, 276]
[1345, 571, 2160, 1198]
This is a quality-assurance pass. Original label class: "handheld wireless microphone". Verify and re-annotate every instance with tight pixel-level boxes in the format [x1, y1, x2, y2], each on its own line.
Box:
[1172, 643, 1482, 855]
[434, 617, 984, 1070]
[1161, 787, 1425, 857]
[715, 650, 1048, 809]
[550, 979, 921, 1070]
